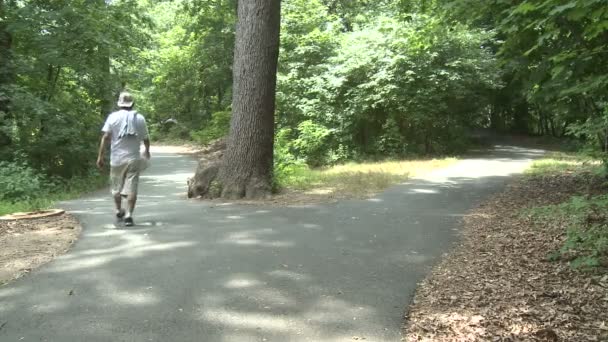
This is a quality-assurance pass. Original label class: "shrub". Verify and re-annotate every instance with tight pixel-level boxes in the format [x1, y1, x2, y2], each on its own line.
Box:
[191, 110, 231, 145]
[0, 161, 49, 203]
[165, 124, 192, 141]
[272, 128, 308, 192]
[292, 120, 332, 167]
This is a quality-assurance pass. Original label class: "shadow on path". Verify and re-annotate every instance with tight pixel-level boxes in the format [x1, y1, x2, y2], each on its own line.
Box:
[0, 145, 544, 342]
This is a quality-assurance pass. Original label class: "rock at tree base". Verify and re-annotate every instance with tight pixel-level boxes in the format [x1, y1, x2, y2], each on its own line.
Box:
[187, 139, 226, 199]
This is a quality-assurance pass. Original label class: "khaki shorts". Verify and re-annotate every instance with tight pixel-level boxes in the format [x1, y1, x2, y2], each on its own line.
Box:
[110, 161, 140, 196]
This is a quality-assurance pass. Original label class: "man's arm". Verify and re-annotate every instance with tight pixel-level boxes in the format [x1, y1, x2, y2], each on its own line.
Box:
[139, 115, 151, 159]
[97, 132, 111, 169]
[143, 138, 150, 159]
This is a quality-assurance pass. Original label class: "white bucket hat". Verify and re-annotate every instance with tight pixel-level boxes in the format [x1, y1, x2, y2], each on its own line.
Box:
[117, 92, 134, 107]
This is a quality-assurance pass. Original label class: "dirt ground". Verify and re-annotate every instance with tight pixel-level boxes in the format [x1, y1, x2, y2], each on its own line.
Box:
[403, 172, 608, 341]
[0, 214, 81, 285]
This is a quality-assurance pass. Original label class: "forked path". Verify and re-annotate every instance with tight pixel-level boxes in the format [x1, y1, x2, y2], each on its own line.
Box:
[0, 146, 544, 342]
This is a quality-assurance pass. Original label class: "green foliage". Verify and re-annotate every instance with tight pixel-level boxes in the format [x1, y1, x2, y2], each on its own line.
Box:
[191, 111, 231, 145]
[0, 161, 48, 203]
[292, 120, 332, 167]
[6, 0, 607, 203]
[448, 0, 608, 152]
[130, 0, 235, 134]
[272, 128, 308, 192]
[0, 161, 106, 216]
[1, 0, 148, 183]
[567, 104, 608, 174]
[526, 152, 598, 175]
[278, 6, 500, 161]
[527, 195, 608, 269]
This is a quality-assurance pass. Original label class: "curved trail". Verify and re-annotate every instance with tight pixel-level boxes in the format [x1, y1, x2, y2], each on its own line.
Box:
[0, 145, 544, 342]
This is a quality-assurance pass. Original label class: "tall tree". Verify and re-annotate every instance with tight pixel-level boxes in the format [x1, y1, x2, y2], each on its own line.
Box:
[217, 0, 281, 199]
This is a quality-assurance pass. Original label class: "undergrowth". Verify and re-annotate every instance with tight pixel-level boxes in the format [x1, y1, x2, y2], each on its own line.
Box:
[527, 195, 608, 269]
[0, 162, 106, 216]
[524, 152, 607, 269]
[525, 151, 598, 175]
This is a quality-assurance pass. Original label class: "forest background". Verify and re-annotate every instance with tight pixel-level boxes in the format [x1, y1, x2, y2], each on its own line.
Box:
[1, 0, 607, 208]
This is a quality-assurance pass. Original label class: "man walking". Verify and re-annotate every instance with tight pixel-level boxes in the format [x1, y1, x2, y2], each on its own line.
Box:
[97, 92, 151, 226]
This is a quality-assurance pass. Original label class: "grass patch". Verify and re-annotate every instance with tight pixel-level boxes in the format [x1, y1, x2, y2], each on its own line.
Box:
[525, 151, 600, 175]
[0, 172, 106, 216]
[277, 158, 457, 197]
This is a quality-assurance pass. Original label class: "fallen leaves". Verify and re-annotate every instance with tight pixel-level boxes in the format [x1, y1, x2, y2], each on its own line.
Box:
[403, 171, 608, 341]
[0, 213, 81, 284]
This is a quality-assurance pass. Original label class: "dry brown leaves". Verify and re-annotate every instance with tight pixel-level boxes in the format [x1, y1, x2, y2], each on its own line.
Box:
[0, 214, 81, 284]
[403, 172, 608, 342]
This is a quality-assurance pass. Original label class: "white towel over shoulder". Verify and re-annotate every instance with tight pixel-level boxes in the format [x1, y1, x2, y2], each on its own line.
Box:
[118, 111, 139, 139]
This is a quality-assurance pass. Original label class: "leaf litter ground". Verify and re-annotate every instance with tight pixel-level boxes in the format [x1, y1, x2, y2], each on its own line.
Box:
[0, 214, 81, 285]
[404, 171, 608, 341]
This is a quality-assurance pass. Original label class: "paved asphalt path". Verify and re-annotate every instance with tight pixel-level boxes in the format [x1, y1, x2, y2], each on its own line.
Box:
[0, 145, 544, 342]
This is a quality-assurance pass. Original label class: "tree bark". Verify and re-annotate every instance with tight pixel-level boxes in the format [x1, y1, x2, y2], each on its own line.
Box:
[215, 0, 281, 199]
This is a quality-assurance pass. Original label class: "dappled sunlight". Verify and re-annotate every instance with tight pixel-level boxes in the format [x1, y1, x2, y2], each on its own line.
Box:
[254, 288, 298, 307]
[0, 286, 25, 298]
[304, 188, 335, 195]
[224, 275, 264, 289]
[220, 228, 296, 248]
[300, 223, 322, 230]
[102, 284, 161, 307]
[224, 228, 276, 239]
[267, 269, 311, 282]
[389, 251, 432, 264]
[408, 188, 439, 194]
[406, 309, 548, 341]
[223, 238, 295, 247]
[195, 273, 394, 341]
[47, 242, 191, 271]
[279, 157, 458, 199]
[0, 147, 546, 341]
[47, 231, 198, 272]
[83, 198, 107, 203]
[31, 299, 70, 314]
[222, 237, 294, 248]
[70, 210, 109, 215]
[399, 149, 543, 191]
[307, 297, 375, 323]
[201, 308, 307, 332]
[138, 195, 169, 199]
[525, 152, 600, 175]
[142, 173, 193, 181]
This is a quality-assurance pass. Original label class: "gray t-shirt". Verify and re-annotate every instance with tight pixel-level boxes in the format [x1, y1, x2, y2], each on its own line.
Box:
[102, 110, 149, 167]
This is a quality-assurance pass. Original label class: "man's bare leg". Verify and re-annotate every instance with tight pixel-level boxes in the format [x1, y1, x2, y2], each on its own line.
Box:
[114, 193, 123, 216]
[126, 194, 137, 216]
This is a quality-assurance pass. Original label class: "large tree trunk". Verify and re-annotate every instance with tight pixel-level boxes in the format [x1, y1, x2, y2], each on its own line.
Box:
[217, 0, 280, 199]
